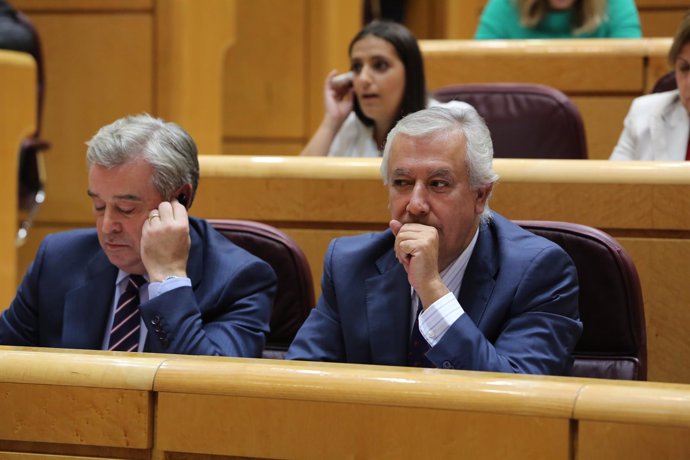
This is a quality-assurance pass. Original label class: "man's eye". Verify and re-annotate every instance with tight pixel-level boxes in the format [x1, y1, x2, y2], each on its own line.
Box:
[118, 207, 135, 215]
[392, 179, 411, 187]
[93, 205, 105, 212]
[430, 181, 450, 189]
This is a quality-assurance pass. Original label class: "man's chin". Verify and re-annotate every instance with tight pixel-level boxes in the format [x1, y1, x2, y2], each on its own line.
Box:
[104, 252, 144, 274]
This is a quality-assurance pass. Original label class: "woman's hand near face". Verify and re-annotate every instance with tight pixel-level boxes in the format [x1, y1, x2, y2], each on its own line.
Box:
[323, 70, 354, 128]
[300, 70, 354, 156]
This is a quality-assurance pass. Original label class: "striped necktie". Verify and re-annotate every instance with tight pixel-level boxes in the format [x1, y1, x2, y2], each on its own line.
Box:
[108, 274, 146, 352]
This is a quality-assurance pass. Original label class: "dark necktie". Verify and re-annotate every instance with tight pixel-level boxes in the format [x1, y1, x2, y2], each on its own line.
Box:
[108, 274, 146, 352]
[407, 301, 434, 368]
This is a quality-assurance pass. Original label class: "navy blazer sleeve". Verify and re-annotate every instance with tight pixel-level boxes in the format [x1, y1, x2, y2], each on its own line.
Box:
[138, 255, 276, 357]
[428, 243, 581, 375]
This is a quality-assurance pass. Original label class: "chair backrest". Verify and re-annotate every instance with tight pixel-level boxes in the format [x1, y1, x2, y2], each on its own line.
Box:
[433, 83, 587, 159]
[651, 70, 677, 94]
[208, 219, 314, 358]
[515, 220, 646, 380]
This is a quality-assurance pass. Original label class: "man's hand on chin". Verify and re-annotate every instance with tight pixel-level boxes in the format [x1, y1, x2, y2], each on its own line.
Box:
[389, 220, 449, 309]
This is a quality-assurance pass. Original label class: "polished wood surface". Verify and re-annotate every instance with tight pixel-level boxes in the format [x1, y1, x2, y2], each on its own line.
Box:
[155, 360, 575, 457]
[0, 347, 164, 455]
[0, 51, 35, 308]
[156, 0, 236, 155]
[420, 38, 673, 159]
[13, 0, 152, 10]
[190, 156, 690, 384]
[2, 347, 690, 459]
[222, 0, 360, 156]
[575, 378, 690, 459]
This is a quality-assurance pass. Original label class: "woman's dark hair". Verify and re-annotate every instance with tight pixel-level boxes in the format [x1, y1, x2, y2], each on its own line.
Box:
[669, 10, 690, 67]
[349, 20, 427, 129]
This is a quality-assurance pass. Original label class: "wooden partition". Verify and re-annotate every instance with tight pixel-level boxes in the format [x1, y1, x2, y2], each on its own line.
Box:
[420, 38, 672, 160]
[155, 357, 579, 459]
[0, 347, 165, 459]
[190, 156, 690, 385]
[0, 51, 36, 308]
[1, 347, 689, 459]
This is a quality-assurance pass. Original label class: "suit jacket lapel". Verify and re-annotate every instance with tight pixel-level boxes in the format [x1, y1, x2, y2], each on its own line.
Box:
[653, 94, 687, 160]
[62, 251, 118, 349]
[366, 243, 410, 365]
[458, 221, 497, 325]
[186, 219, 204, 288]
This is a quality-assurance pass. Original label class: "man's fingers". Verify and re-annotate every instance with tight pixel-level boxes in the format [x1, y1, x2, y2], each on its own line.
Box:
[389, 219, 403, 236]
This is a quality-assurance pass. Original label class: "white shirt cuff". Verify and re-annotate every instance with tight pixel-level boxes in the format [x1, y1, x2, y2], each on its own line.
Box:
[418, 292, 464, 347]
[148, 276, 192, 299]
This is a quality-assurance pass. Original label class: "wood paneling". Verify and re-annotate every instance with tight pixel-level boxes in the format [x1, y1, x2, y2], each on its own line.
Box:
[0, 51, 35, 307]
[0, 348, 166, 457]
[1, 348, 690, 459]
[23, 12, 153, 225]
[156, 0, 236, 155]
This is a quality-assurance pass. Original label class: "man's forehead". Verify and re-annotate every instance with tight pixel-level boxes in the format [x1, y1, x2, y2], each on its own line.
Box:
[389, 132, 466, 169]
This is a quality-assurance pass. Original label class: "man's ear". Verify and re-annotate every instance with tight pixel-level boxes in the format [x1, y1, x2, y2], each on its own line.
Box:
[174, 183, 194, 209]
[474, 183, 494, 214]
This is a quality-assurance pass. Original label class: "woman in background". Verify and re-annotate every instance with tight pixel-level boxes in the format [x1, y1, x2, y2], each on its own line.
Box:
[610, 12, 690, 161]
[301, 20, 469, 157]
[474, 0, 641, 39]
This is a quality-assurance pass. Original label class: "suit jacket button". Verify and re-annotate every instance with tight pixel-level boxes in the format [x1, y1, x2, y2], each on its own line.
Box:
[151, 315, 161, 325]
[442, 361, 454, 369]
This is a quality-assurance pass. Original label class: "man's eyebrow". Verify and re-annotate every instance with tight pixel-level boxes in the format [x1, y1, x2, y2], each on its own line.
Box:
[392, 168, 411, 176]
[429, 168, 453, 179]
[85, 190, 142, 201]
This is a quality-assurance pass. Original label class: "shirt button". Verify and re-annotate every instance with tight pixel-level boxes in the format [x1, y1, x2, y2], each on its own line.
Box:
[428, 330, 436, 338]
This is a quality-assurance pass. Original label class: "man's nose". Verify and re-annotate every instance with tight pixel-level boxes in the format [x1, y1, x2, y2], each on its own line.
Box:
[101, 208, 121, 233]
[406, 182, 430, 215]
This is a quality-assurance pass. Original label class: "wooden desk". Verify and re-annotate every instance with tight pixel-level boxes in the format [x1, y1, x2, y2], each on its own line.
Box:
[0, 50, 35, 307]
[575, 379, 690, 459]
[420, 38, 673, 160]
[1, 347, 688, 459]
[155, 357, 579, 460]
[192, 156, 690, 385]
[0, 346, 164, 459]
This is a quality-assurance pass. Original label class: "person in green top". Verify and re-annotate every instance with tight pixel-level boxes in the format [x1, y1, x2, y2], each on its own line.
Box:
[474, 0, 642, 39]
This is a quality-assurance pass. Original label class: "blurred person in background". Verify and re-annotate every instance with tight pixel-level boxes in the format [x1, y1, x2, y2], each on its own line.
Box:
[301, 20, 470, 157]
[610, 11, 690, 160]
[475, 0, 641, 39]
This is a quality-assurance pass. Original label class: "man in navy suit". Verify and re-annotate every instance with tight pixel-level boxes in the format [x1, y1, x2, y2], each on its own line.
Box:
[0, 114, 276, 356]
[287, 105, 582, 375]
